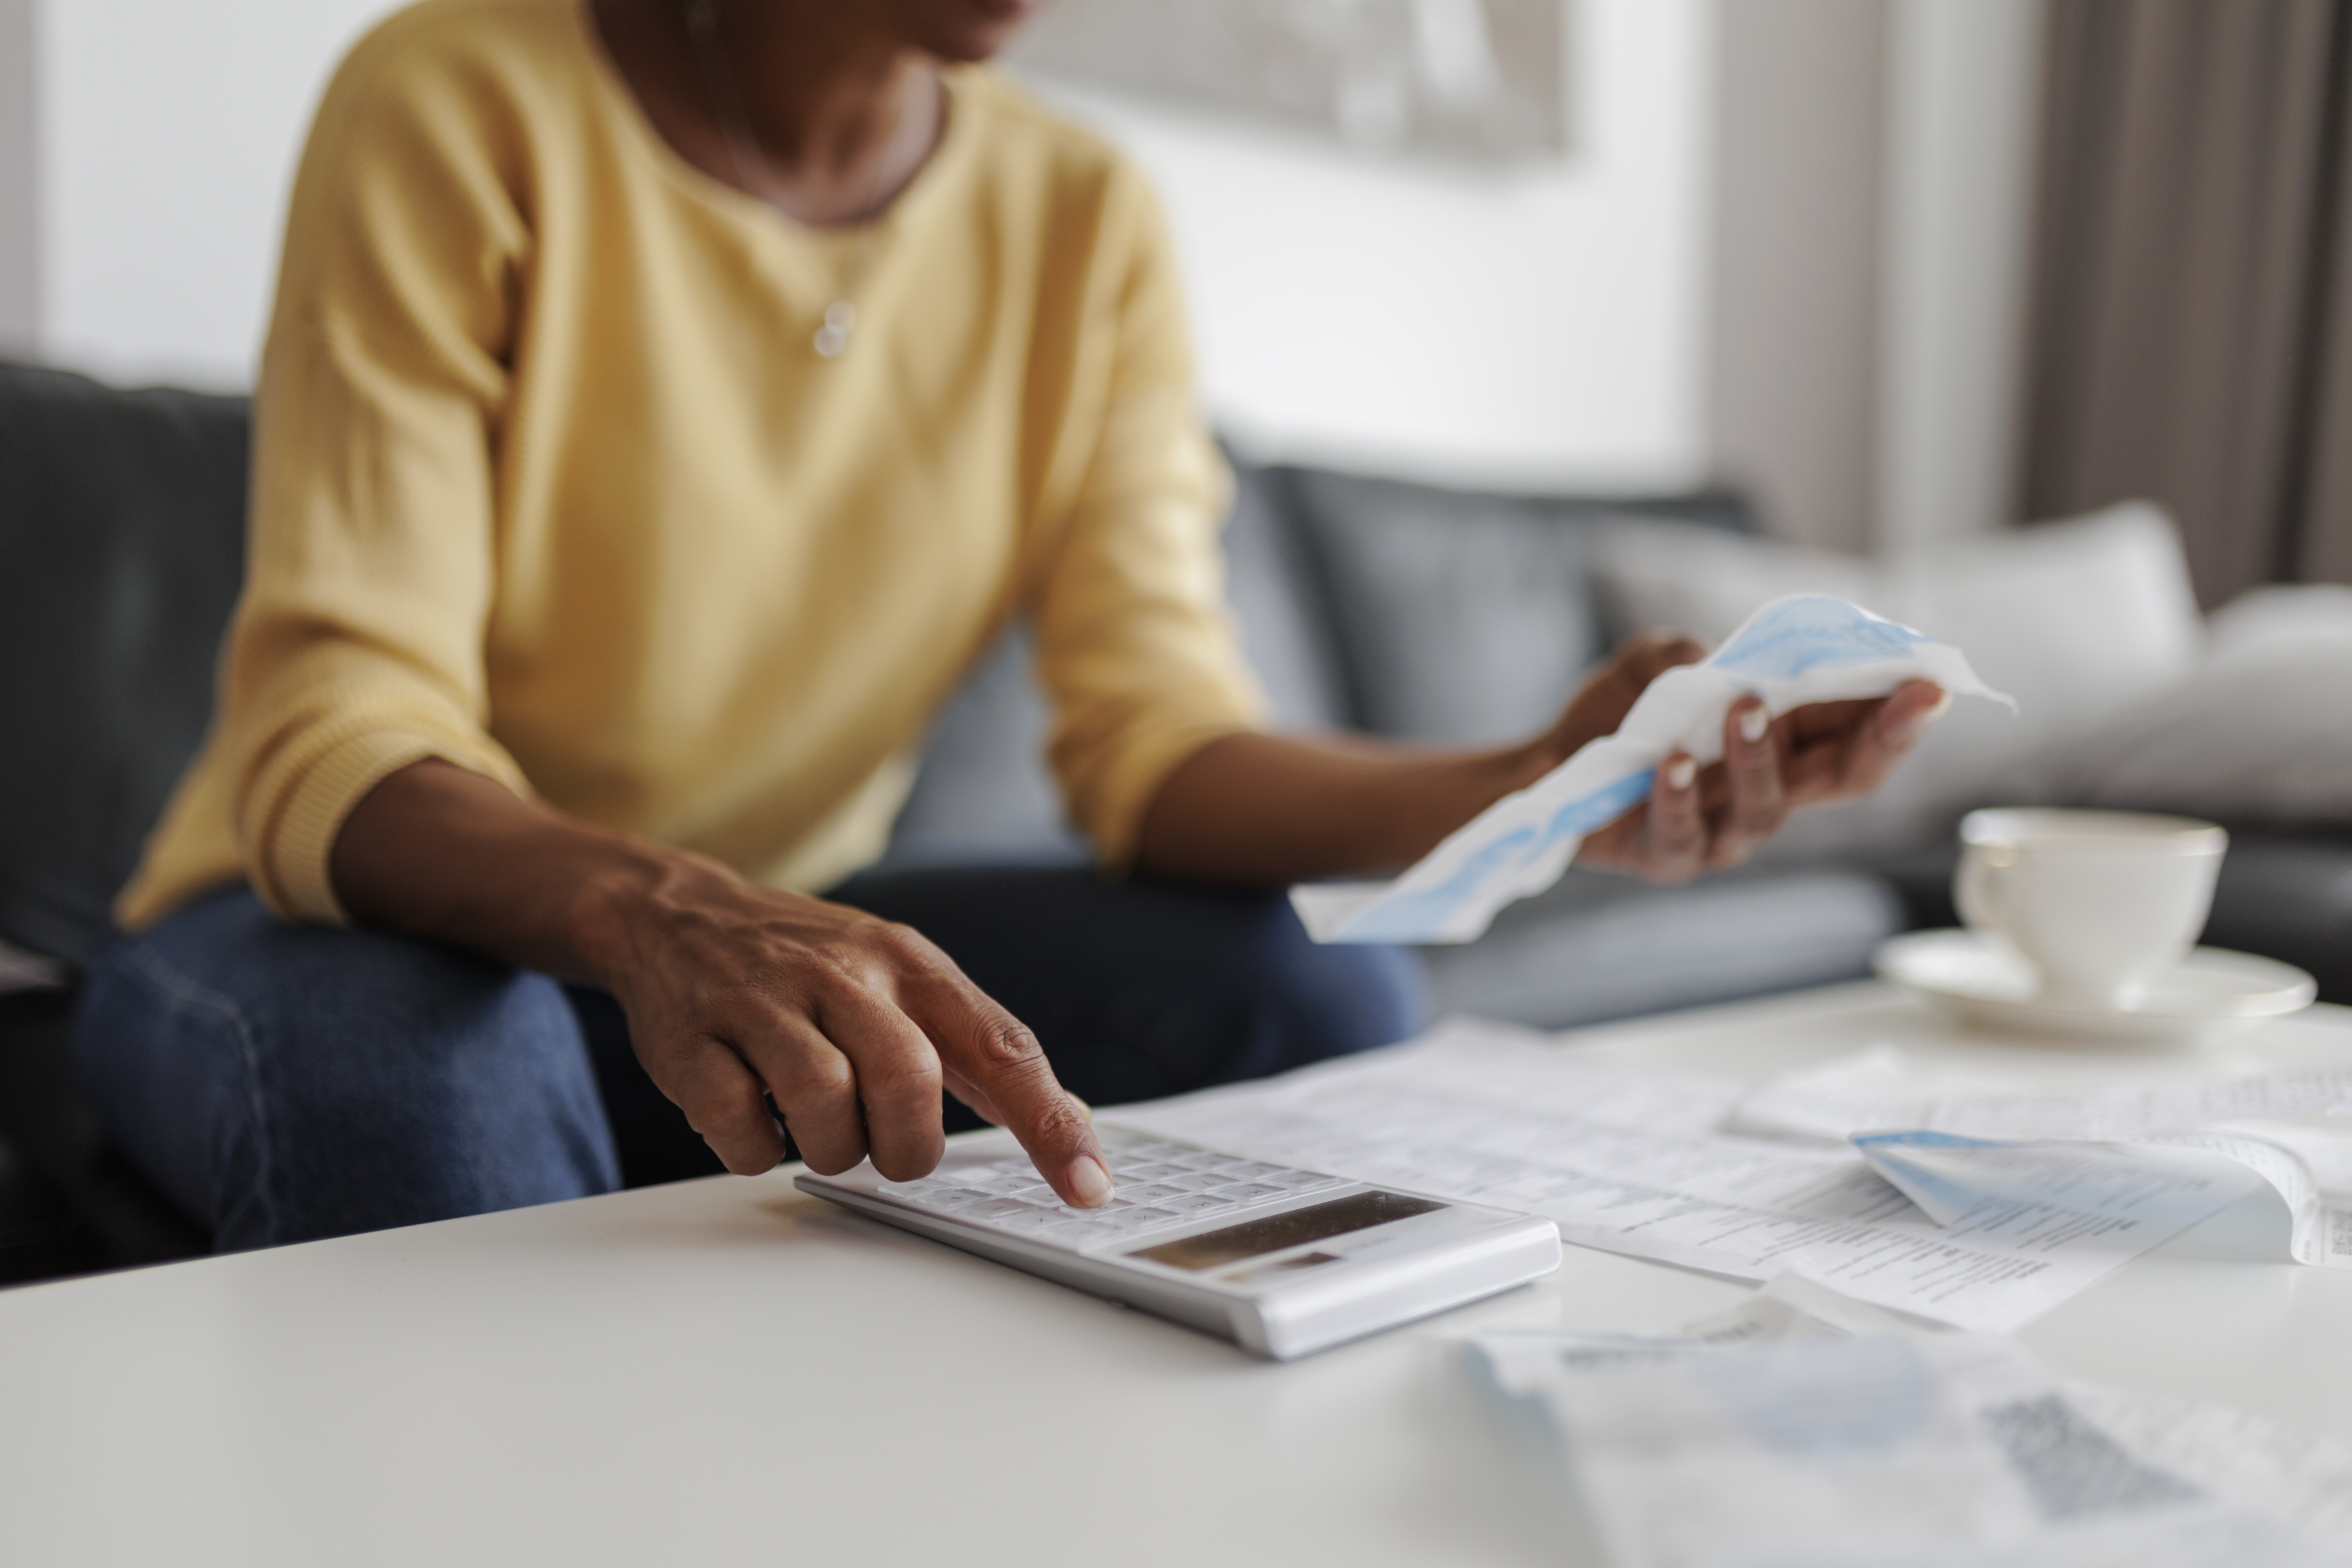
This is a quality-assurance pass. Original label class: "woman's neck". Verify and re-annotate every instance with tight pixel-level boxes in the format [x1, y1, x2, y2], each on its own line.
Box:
[594, 0, 946, 226]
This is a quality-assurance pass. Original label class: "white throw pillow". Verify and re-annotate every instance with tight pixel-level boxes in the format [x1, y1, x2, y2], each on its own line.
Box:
[2067, 584, 2352, 825]
[1589, 502, 2205, 858]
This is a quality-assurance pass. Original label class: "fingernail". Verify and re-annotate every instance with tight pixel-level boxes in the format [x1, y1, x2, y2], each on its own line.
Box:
[1066, 1153, 1114, 1208]
[1889, 690, 1952, 747]
[1665, 756, 1696, 791]
[1738, 703, 1768, 744]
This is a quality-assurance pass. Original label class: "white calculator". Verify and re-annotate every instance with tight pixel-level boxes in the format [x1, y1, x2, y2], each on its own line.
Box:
[795, 1125, 1560, 1360]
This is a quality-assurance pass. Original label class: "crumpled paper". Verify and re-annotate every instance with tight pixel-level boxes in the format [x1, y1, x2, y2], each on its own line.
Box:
[1292, 594, 2012, 944]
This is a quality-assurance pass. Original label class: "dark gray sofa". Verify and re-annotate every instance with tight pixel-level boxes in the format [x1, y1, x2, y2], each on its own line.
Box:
[6, 359, 2348, 1285]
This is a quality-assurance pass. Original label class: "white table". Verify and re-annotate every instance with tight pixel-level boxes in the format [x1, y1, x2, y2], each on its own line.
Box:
[6, 981, 2351, 1567]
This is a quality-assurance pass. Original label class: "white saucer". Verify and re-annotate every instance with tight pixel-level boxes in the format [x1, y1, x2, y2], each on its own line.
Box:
[1874, 928, 2318, 1043]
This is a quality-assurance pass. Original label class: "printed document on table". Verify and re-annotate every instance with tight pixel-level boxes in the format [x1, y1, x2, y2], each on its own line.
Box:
[1106, 1021, 2254, 1330]
[1468, 1277, 2352, 1568]
[1734, 1047, 2352, 1268]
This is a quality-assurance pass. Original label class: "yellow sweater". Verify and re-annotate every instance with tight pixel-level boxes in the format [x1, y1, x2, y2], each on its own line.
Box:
[120, 0, 1266, 931]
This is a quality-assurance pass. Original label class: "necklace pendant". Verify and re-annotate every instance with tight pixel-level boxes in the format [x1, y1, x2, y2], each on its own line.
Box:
[814, 300, 855, 358]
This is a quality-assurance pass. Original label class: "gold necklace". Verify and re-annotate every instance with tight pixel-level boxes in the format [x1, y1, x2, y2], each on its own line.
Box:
[683, 0, 915, 358]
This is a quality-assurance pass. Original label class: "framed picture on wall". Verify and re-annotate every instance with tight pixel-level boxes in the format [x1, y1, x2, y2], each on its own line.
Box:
[1006, 0, 1573, 162]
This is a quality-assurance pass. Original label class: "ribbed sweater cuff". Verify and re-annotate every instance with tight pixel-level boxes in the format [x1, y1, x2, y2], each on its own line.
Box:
[251, 725, 523, 925]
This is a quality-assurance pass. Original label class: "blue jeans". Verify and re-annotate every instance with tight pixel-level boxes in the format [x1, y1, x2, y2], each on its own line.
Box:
[73, 869, 1426, 1251]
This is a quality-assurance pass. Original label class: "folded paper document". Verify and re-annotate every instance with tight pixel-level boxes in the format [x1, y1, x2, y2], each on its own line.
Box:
[1737, 1047, 2352, 1268]
[1469, 1277, 2352, 1568]
[1292, 594, 2012, 945]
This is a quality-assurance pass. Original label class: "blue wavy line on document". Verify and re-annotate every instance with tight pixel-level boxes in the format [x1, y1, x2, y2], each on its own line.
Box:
[1711, 595, 1929, 681]
[1338, 768, 1659, 943]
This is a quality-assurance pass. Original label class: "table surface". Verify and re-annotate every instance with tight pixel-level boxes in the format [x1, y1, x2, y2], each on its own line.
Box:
[7, 981, 2351, 1567]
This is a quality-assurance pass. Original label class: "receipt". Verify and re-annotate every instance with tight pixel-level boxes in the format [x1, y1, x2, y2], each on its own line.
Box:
[1292, 594, 2011, 945]
[1735, 1048, 2352, 1268]
[1470, 1280, 2352, 1568]
[1106, 1021, 2245, 1330]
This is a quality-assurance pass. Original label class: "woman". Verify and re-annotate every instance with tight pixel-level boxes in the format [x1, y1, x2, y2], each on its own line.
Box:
[77, 0, 1941, 1249]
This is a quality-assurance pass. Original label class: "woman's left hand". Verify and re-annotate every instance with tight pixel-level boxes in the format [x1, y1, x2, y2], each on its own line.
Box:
[1548, 637, 1948, 885]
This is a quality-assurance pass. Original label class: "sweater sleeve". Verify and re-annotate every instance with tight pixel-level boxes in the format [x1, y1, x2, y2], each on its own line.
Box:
[219, 23, 536, 923]
[1028, 168, 1270, 869]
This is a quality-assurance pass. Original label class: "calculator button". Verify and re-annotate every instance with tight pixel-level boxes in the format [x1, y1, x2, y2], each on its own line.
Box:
[1117, 1163, 1186, 1182]
[1168, 1153, 1229, 1171]
[1218, 1182, 1288, 1204]
[1267, 1171, 1343, 1191]
[923, 1188, 994, 1209]
[963, 1197, 1038, 1221]
[1164, 1173, 1231, 1192]
[1160, 1193, 1236, 1217]
[991, 1207, 1084, 1234]
[1124, 1183, 1190, 1206]
[1112, 1206, 1181, 1231]
[1218, 1162, 1284, 1181]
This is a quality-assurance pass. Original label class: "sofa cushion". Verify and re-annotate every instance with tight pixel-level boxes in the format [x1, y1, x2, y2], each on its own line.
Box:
[1282, 469, 1756, 745]
[2068, 584, 2352, 826]
[1417, 863, 1905, 1029]
[880, 455, 1340, 870]
[0, 363, 251, 964]
[875, 623, 1092, 871]
[1590, 502, 2205, 861]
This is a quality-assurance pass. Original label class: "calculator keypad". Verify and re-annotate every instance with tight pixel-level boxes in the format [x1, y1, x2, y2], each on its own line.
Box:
[870, 1136, 1347, 1250]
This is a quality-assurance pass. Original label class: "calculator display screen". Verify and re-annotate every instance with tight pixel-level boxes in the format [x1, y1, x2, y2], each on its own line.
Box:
[1126, 1191, 1443, 1271]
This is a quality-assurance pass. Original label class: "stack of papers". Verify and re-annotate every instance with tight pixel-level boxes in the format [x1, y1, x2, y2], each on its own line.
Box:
[1108, 1021, 2264, 1331]
[1470, 1277, 2352, 1567]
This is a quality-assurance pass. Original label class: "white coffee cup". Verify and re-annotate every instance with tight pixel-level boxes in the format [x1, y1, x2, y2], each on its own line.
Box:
[1954, 808, 2228, 1011]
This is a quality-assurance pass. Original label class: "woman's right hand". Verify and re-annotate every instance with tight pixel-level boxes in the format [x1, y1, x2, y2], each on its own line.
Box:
[331, 759, 1114, 1208]
[571, 852, 1113, 1203]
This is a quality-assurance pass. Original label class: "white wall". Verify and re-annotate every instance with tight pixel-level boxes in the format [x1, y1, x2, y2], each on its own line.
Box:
[1033, 0, 1718, 492]
[36, 0, 404, 388]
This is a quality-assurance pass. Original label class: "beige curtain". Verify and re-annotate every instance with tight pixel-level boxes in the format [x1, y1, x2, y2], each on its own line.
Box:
[2019, 0, 2352, 604]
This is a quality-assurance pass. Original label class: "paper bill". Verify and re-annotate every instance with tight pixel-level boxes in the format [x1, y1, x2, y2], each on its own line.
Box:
[1290, 594, 2012, 945]
[1469, 1279, 2352, 1568]
[1104, 1020, 2247, 1330]
[1736, 1048, 2352, 1268]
